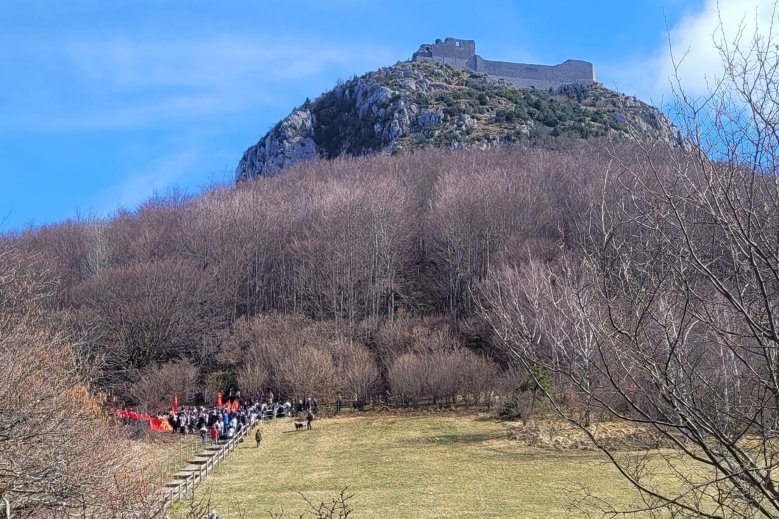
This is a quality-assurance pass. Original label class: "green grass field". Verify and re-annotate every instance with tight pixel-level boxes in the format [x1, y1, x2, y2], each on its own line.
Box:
[173, 412, 653, 518]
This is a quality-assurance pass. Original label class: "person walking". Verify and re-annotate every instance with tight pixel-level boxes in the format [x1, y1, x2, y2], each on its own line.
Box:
[306, 410, 314, 430]
[255, 427, 263, 448]
[210, 423, 219, 445]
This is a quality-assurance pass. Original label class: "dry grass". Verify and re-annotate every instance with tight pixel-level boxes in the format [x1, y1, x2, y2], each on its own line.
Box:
[172, 413, 664, 518]
[508, 418, 665, 452]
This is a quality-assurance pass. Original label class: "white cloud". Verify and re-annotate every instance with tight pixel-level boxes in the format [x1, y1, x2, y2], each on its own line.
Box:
[610, 0, 777, 105]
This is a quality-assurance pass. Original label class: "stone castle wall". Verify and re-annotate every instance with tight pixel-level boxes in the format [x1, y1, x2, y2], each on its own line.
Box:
[412, 37, 596, 89]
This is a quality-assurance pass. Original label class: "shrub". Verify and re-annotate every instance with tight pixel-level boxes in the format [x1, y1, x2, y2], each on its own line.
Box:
[282, 345, 340, 401]
[131, 359, 200, 411]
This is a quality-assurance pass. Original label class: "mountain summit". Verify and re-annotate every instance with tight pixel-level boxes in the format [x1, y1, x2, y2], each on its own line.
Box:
[236, 39, 680, 181]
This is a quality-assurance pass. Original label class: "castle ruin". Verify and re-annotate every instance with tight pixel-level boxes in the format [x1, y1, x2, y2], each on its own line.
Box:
[412, 38, 596, 89]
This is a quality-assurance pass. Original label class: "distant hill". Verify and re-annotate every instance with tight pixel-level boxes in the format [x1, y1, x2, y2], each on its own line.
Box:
[235, 60, 682, 181]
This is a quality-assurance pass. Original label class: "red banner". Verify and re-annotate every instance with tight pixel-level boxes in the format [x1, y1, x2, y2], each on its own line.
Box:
[172, 393, 178, 415]
[216, 391, 222, 409]
[150, 417, 173, 432]
[114, 409, 150, 421]
[115, 409, 175, 433]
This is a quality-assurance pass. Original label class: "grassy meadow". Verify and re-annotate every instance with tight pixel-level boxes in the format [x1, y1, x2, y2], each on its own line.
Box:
[169, 412, 666, 518]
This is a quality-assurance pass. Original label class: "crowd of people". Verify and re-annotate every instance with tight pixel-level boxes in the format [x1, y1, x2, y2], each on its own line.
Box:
[114, 390, 321, 443]
[259, 397, 319, 419]
[168, 404, 259, 444]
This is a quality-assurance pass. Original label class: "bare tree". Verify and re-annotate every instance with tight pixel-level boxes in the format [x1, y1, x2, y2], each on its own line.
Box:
[479, 5, 779, 516]
[331, 340, 380, 403]
[388, 353, 428, 406]
[73, 258, 223, 396]
[236, 360, 271, 398]
[131, 359, 200, 412]
[222, 313, 342, 398]
[0, 244, 166, 518]
[268, 487, 354, 519]
[282, 345, 339, 401]
[428, 153, 557, 314]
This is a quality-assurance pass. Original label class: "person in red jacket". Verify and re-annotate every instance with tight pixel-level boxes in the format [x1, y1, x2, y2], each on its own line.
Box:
[210, 423, 219, 445]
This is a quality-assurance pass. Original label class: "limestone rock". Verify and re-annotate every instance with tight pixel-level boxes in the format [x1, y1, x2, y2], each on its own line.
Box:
[235, 61, 682, 181]
[236, 109, 317, 181]
[417, 109, 445, 128]
[457, 114, 476, 130]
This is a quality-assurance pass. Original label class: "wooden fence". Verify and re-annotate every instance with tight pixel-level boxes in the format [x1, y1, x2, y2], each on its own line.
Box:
[160, 414, 259, 510]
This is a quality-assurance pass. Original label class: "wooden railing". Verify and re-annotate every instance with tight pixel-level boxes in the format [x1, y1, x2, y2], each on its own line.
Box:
[160, 414, 259, 509]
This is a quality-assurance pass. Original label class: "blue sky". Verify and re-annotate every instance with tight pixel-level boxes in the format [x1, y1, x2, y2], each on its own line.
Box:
[0, 0, 770, 230]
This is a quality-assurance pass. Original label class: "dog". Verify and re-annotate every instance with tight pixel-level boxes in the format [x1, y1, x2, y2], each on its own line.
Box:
[294, 422, 304, 430]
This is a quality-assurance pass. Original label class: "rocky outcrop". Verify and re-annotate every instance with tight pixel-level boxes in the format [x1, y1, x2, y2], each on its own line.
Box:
[236, 61, 683, 181]
[236, 110, 317, 178]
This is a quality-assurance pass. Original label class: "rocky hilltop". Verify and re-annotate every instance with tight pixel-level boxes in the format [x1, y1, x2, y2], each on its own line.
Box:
[236, 60, 681, 181]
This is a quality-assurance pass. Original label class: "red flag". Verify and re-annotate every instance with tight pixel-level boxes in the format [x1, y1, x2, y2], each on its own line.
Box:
[172, 393, 178, 414]
[150, 417, 173, 432]
[216, 391, 222, 409]
[232, 399, 239, 412]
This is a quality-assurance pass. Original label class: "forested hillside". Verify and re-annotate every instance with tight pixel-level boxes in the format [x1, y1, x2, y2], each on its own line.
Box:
[5, 143, 616, 409]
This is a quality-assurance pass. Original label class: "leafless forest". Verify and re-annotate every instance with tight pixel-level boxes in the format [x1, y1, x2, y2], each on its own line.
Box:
[3, 144, 604, 409]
